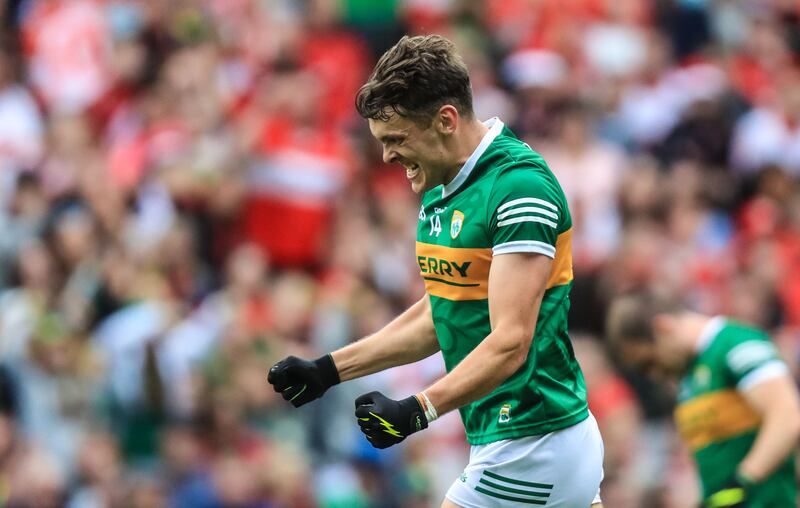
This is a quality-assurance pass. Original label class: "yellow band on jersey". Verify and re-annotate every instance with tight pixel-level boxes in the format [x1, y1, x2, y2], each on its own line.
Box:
[546, 229, 573, 289]
[674, 389, 761, 451]
[416, 229, 573, 301]
[416, 243, 493, 300]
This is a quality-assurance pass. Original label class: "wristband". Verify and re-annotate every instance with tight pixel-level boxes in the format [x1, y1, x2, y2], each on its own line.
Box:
[313, 354, 341, 387]
[416, 391, 438, 423]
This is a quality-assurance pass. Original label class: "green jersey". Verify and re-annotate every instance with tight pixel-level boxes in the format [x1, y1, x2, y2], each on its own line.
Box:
[675, 317, 796, 507]
[416, 117, 588, 445]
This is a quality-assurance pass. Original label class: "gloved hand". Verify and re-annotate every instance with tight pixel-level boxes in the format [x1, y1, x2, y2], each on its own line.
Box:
[268, 354, 340, 407]
[355, 391, 427, 449]
[703, 473, 756, 508]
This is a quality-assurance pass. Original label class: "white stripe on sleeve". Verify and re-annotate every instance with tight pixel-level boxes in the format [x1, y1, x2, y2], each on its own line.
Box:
[497, 216, 557, 229]
[492, 241, 556, 257]
[497, 197, 558, 213]
[737, 360, 790, 391]
[497, 206, 559, 220]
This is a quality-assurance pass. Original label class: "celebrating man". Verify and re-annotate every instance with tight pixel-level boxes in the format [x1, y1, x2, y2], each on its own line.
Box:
[269, 35, 604, 508]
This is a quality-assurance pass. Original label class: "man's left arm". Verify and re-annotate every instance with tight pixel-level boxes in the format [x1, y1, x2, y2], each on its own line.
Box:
[737, 375, 800, 481]
[424, 252, 550, 414]
[354, 252, 550, 448]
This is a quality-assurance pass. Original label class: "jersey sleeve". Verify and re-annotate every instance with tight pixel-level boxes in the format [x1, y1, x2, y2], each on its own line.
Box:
[487, 166, 567, 257]
[724, 332, 789, 392]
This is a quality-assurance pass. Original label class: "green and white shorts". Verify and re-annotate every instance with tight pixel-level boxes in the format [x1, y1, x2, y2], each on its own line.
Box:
[446, 413, 604, 507]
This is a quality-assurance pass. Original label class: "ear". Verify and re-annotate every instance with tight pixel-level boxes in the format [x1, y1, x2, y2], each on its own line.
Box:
[434, 105, 459, 135]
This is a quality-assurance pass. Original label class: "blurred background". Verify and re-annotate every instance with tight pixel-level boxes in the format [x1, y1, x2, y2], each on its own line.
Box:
[0, 0, 798, 507]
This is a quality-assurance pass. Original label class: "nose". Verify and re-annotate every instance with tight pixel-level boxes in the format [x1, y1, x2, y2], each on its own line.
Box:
[383, 146, 398, 165]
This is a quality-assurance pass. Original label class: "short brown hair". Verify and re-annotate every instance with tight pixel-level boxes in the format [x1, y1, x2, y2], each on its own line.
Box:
[355, 35, 473, 123]
[605, 291, 682, 346]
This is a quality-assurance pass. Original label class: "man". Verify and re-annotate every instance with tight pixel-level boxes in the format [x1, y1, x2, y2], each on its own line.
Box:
[607, 292, 800, 507]
[268, 35, 604, 508]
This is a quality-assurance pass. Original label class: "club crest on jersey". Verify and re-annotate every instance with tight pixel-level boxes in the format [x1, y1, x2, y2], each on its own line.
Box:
[451, 210, 465, 239]
[693, 365, 711, 389]
[498, 403, 512, 423]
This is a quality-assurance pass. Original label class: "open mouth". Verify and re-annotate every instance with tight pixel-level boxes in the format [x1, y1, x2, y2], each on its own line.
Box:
[406, 164, 420, 180]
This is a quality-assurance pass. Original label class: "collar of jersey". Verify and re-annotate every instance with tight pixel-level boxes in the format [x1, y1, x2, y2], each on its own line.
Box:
[695, 315, 726, 354]
[441, 117, 504, 198]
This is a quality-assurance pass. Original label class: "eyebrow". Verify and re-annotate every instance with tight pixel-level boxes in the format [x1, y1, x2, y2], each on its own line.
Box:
[379, 134, 404, 144]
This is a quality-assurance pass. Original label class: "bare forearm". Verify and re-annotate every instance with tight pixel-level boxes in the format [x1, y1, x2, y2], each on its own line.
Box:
[425, 327, 528, 415]
[739, 411, 800, 481]
[331, 296, 439, 382]
[423, 254, 549, 417]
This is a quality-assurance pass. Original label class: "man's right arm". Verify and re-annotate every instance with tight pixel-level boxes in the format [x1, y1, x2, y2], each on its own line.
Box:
[332, 295, 439, 381]
[268, 295, 439, 406]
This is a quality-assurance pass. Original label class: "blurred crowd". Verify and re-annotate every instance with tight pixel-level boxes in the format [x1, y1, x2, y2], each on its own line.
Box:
[0, 0, 799, 507]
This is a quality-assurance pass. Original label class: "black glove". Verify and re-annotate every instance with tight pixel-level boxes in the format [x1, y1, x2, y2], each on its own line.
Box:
[267, 354, 340, 407]
[354, 391, 428, 449]
[703, 473, 755, 508]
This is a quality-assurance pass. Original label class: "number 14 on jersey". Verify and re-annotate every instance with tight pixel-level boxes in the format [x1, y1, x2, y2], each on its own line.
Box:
[429, 215, 442, 237]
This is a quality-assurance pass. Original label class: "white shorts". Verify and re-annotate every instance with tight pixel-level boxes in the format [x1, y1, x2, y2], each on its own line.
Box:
[446, 413, 604, 507]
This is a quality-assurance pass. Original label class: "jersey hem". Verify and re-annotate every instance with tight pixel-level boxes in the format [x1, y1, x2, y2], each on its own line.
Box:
[492, 240, 555, 257]
[464, 405, 589, 446]
[737, 360, 789, 391]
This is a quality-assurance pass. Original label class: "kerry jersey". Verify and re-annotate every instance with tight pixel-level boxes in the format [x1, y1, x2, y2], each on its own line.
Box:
[675, 317, 796, 506]
[416, 117, 588, 445]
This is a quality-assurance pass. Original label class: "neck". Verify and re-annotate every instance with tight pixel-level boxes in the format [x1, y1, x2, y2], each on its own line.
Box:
[442, 117, 490, 185]
[678, 312, 714, 355]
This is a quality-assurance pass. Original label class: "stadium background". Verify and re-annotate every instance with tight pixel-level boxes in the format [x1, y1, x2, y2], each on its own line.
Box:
[0, 0, 799, 506]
